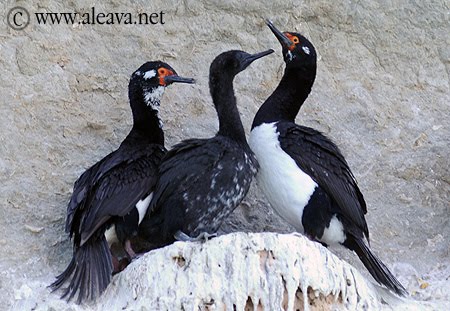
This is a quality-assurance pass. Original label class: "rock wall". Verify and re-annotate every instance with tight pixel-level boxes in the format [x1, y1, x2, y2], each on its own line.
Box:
[0, 0, 449, 309]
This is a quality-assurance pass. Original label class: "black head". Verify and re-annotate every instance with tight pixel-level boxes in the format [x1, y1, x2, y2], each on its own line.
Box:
[209, 49, 274, 82]
[266, 20, 317, 76]
[129, 61, 194, 109]
[132, 61, 195, 87]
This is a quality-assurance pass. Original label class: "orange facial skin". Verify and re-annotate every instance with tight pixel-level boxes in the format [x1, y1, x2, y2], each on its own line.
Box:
[158, 67, 175, 86]
[284, 32, 300, 50]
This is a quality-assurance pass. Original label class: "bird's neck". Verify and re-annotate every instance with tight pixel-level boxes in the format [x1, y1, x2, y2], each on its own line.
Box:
[252, 67, 315, 128]
[127, 84, 164, 145]
[211, 75, 247, 145]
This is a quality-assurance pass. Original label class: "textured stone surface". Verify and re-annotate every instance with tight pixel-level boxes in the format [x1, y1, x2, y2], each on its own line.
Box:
[12, 233, 440, 310]
[0, 0, 449, 309]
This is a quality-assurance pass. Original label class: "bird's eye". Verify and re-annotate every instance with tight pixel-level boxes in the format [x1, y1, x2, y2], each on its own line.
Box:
[158, 68, 168, 76]
[157, 67, 175, 86]
[284, 33, 300, 50]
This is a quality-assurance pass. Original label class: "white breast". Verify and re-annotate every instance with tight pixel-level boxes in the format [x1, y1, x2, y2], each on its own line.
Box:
[136, 193, 153, 225]
[321, 215, 346, 245]
[104, 193, 152, 247]
[105, 224, 118, 247]
[249, 122, 317, 232]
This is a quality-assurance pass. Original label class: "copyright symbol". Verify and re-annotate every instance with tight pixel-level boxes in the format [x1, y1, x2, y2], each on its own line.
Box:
[7, 7, 30, 30]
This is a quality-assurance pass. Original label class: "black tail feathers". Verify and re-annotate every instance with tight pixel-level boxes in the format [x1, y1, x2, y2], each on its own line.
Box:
[49, 235, 113, 304]
[345, 236, 408, 297]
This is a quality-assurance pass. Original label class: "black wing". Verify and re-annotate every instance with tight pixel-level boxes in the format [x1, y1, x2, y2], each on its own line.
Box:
[278, 122, 369, 238]
[65, 151, 122, 233]
[66, 144, 166, 245]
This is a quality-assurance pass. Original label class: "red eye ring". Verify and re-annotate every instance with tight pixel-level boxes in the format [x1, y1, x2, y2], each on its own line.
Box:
[158, 67, 174, 86]
[158, 68, 168, 75]
[284, 32, 299, 51]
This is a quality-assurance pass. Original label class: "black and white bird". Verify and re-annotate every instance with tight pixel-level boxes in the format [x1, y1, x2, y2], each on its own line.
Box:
[50, 62, 194, 303]
[139, 49, 273, 246]
[249, 20, 407, 296]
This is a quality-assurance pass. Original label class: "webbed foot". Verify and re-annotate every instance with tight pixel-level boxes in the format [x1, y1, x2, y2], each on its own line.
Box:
[174, 230, 218, 242]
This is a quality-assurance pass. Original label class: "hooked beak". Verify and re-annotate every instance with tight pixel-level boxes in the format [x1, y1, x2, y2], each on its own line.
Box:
[164, 75, 195, 84]
[266, 19, 294, 50]
[240, 49, 274, 70]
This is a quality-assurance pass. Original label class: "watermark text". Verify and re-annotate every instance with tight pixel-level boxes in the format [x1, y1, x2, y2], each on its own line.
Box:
[7, 7, 166, 30]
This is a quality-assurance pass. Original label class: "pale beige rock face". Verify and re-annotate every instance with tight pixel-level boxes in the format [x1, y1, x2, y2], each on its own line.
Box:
[0, 0, 448, 309]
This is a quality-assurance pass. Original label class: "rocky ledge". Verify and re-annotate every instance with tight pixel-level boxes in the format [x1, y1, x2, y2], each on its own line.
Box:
[14, 232, 441, 310]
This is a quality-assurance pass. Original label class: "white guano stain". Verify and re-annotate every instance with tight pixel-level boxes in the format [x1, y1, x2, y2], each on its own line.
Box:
[96, 232, 383, 310]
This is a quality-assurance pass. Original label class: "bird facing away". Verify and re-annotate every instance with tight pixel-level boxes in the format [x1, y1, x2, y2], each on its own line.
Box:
[248, 20, 407, 296]
[139, 49, 273, 247]
[50, 62, 194, 303]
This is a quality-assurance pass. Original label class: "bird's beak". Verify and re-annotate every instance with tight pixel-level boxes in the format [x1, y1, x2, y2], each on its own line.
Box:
[266, 19, 294, 50]
[164, 75, 195, 84]
[240, 49, 274, 70]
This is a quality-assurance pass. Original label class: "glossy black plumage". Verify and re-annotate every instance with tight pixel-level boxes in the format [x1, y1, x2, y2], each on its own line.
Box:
[277, 123, 368, 239]
[139, 50, 273, 246]
[249, 21, 407, 296]
[142, 137, 257, 245]
[50, 61, 194, 303]
[65, 141, 165, 246]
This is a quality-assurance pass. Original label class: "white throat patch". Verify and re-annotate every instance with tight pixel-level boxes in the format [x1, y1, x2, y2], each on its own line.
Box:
[143, 85, 165, 128]
[144, 85, 165, 109]
[287, 50, 294, 61]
